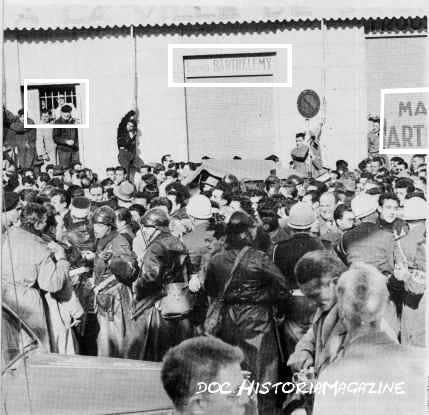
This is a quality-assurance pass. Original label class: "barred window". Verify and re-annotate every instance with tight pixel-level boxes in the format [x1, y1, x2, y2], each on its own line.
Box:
[24, 83, 81, 123]
[34, 84, 77, 113]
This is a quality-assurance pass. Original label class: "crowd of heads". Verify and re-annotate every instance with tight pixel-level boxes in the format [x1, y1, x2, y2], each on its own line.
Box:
[3, 150, 427, 244]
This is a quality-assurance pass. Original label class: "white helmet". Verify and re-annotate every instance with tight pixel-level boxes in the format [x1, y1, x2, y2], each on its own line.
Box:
[186, 195, 213, 220]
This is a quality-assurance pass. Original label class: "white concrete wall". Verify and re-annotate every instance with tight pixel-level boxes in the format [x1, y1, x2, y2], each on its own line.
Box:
[136, 23, 367, 169]
[4, 22, 368, 175]
[4, 29, 133, 176]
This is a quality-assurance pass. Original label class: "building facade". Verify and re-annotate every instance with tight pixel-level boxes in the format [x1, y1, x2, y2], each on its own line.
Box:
[3, 3, 428, 175]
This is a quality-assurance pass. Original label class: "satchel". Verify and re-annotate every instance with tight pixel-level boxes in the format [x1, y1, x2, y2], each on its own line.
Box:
[158, 254, 194, 320]
[204, 246, 249, 336]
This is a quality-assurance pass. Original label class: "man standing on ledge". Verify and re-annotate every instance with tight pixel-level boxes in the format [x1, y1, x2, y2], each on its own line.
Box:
[53, 104, 79, 169]
[291, 120, 324, 177]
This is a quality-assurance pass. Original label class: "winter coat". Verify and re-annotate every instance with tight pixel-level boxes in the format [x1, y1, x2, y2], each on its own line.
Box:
[126, 230, 194, 361]
[274, 232, 325, 289]
[2, 227, 71, 351]
[337, 221, 395, 275]
[182, 221, 215, 276]
[313, 330, 427, 415]
[293, 304, 347, 377]
[205, 247, 289, 370]
[205, 246, 290, 415]
[9, 118, 37, 168]
[94, 230, 137, 357]
[53, 117, 78, 152]
[61, 219, 96, 313]
[398, 222, 426, 346]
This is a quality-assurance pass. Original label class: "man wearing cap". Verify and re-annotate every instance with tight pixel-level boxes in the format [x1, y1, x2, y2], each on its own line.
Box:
[54, 95, 79, 120]
[113, 181, 135, 208]
[1, 191, 20, 232]
[53, 104, 79, 169]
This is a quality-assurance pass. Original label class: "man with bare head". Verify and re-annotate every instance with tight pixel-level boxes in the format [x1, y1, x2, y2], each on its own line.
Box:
[313, 263, 426, 415]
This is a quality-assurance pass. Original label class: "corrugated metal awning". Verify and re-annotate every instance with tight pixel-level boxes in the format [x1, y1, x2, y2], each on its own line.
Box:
[4, 0, 428, 31]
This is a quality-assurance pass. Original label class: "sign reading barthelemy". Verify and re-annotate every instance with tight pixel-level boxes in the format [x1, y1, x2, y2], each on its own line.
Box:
[185, 54, 275, 78]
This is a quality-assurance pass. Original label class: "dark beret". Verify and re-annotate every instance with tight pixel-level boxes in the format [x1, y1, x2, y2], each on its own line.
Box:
[61, 104, 72, 113]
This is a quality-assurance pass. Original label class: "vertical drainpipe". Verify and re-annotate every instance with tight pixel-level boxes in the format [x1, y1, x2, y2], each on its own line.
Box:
[321, 18, 327, 123]
[1, 0, 5, 107]
[131, 25, 138, 114]
[131, 24, 140, 164]
[1, 0, 4, 176]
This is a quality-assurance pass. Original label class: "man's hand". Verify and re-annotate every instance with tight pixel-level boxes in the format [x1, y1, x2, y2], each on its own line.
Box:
[66, 139, 74, 146]
[188, 274, 201, 293]
[99, 250, 112, 262]
[287, 350, 314, 372]
[81, 250, 96, 261]
[48, 241, 67, 261]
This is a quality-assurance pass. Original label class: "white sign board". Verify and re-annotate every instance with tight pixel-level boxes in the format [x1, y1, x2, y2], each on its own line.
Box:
[380, 88, 429, 154]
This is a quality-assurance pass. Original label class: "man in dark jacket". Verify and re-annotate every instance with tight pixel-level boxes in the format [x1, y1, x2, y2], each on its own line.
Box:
[53, 104, 79, 169]
[335, 192, 400, 337]
[117, 118, 137, 177]
[273, 202, 325, 357]
[91, 206, 137, 358]
[9, 109, 37, 169]
[127, 208, 194, 362]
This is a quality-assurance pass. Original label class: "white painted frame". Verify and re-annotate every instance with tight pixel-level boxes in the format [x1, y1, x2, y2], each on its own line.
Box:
[167, 44, 293, 88]
[379, 87, 429, 154]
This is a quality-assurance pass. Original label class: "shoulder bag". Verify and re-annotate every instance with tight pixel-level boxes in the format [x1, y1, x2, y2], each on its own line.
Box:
[158, 253, 194, 320]
[204, 246, 250, 336]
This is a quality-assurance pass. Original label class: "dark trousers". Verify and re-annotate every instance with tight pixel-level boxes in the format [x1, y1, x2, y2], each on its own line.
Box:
[57, 149, 80, 169]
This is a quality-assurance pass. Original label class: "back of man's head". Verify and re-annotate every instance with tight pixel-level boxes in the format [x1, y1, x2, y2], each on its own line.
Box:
[336, 262, 389, 330]
[295, 250, 346, 286]
[161, 336, 243, 412]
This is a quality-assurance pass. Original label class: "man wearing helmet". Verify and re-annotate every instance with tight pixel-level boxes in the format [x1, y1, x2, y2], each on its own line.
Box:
[127, 208, 194, 361]
[91, 205, 138, 357]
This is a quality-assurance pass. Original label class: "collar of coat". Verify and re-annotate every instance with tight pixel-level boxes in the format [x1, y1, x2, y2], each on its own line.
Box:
[96, 229, 119, 252]
[346, 329, 397, 354]
[312, 303, 347, 336]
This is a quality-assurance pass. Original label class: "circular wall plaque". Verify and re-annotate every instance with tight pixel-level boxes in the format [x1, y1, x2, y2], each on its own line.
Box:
[297, 89, 321, 119]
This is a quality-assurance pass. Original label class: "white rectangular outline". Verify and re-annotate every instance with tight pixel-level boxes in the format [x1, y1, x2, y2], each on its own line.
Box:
[167, 44, 292, 88]
[23, 78, 90, 128]
[380, 87, 429, 154]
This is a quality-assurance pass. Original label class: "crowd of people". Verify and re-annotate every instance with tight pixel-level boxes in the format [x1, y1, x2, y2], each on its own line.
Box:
[1, 108, 427, 414]
[3, 100, 80, 175]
